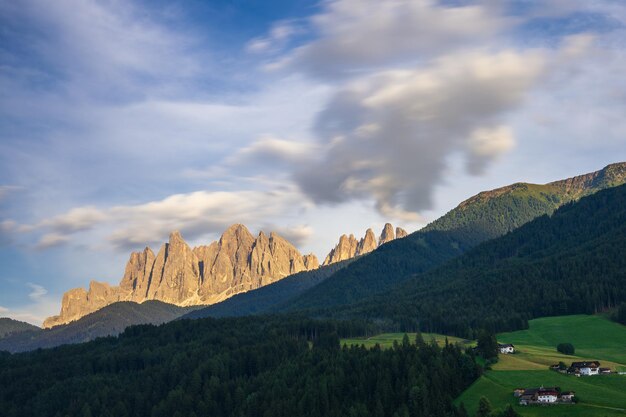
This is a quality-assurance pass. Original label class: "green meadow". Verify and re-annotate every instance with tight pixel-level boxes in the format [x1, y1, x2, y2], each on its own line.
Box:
[340, 316, 626, 416]
[341, 332, 470, 349]
[457, 315, 626, 416]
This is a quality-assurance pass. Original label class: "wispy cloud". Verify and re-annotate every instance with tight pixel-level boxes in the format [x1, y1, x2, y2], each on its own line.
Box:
[8, 187, 314, 251]
[27, 283, 48, 301]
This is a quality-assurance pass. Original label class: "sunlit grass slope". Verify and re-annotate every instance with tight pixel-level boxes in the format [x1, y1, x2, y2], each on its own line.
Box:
[457, 315, 626, 416]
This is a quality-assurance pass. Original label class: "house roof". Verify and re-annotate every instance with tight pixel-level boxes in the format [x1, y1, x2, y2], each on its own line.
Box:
[570, 361, 600, 368]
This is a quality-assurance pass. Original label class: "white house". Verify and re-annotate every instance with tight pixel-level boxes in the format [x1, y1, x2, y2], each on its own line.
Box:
[498, 343, 515, 354]
[570, 361, 600, 376]
[537, 390, 559, 403]
[580, 366, 599, 376]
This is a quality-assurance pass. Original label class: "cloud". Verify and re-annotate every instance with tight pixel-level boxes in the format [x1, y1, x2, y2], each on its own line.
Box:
[466, 126, 515, 175]
[259, 224, 314, 247]
[247, 21, 302, 53]
[39, 206, 108, 234]
[271, 0, 509, 79]
[36, 233, 70, 249]
[0, 305, 8, 314]
[106, 188, 310, 249]
[226, 135, 318, 169]
[0, 0, 205, 101]
[27, 283, 48, 301]
[295, 49, 546, 216]
[9, 188, 314, 251]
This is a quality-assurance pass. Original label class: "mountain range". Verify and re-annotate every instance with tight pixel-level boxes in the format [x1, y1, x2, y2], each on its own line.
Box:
[280, 162, 626, 313]
[339, 182, 626, 336]
[44, 222, 408, 328]
[43, 225, 320, 327]
[3, 162, 625, 352]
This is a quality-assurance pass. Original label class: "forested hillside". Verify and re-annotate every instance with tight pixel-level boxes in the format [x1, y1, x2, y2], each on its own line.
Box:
[0, 316, 480, 417]
[0, 301, 198, 353]
[183, 259, 353, 320]
[0, 318, 40, 339]
[341, 184, 626, 337]
[282, 163, 626, 312]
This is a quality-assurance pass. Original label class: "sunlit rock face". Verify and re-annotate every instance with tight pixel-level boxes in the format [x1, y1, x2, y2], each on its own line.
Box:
[43, 225, 319, 328]
[322, 223, 408, 266]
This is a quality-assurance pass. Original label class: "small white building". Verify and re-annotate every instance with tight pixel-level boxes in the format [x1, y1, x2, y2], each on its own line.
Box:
[570, 361, 600, 376]
[498, 343, 515, 354]
[537, 391, 559, 403]
[580, 366, 599, 376]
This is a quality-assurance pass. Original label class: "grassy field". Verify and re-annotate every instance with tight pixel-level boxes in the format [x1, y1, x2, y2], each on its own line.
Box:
[457, 315, 626, 416]
[341, 332, 470, 349]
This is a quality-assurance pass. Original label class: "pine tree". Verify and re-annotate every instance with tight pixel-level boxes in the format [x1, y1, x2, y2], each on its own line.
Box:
[476, 396, 492, 417]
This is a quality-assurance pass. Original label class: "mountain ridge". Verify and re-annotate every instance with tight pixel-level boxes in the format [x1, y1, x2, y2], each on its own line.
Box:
[322, 223, 407, 266]
[280, 162, 626, 312]
[339, 182, 626, 336]
[1, 301, 198, 353]
[44, 225, 319, 328]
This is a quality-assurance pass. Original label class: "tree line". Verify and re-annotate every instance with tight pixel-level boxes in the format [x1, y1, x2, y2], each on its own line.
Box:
[0, 315, 481, 417]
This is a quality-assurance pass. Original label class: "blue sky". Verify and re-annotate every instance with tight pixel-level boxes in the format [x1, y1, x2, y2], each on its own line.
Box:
[1, 0, 626, 324]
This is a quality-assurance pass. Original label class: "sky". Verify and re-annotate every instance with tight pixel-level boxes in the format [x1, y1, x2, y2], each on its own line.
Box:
[1, 0, 626, 325]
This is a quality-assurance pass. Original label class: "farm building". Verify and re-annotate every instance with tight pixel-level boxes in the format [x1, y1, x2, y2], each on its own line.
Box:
[568, 361, 600, 376]
[517, 386, 575, 405]
[498, 343, 515, 354]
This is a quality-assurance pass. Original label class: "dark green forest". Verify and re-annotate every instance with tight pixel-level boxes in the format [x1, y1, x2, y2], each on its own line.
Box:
[336, 184, 626, 337]
[281, 164, 626, 313]
[0, 316, 480, 417]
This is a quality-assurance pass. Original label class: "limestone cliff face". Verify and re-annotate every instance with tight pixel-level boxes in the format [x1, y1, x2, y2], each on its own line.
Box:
[322, 234, 359, 265]
[378, 223, 395, 246]
[396, 227, 408, 239]
[44, 225, 319, 328]
[322, 223, 409, 266]
[119, 247, 155, 301]
[356, 228, 377, 255]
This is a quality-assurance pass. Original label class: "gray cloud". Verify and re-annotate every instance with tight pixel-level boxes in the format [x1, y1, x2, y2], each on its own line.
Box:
[274, 0, 509, 79]
[36, 233, 70, 249]
[295, 50, 545, 218]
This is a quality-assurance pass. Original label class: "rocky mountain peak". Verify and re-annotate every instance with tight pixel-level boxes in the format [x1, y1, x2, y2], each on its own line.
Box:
[168, 230, 185, 244]
[44, 225, 318, 328]
[220, 224, 254, 244]
[323, 223, 408, 266]
[396, 227, 408, 238]
[378, 223, 395, 246]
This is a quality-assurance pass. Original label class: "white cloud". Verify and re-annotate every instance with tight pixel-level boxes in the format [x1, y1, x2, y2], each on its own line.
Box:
[466, 126, 515, 175]
[247, 21, 301, 53]
[259, 224, 314, 247]
[226, 135, 318, 169]
[1, 0, 205, 99]
[27, 283, 48, 301]
[39, 206, 108, 234]
[9, 188, 314, 251]
[0, 305, 8, 314]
